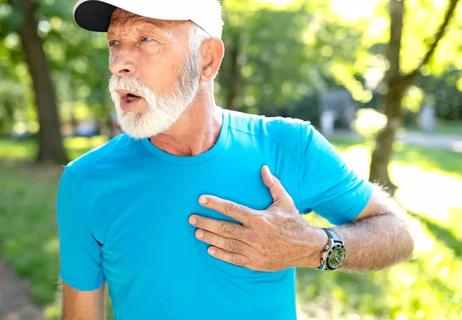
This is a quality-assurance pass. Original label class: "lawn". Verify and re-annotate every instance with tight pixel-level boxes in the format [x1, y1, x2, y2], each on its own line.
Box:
[404, 120, 462, 136]
[0, 135, 461, 319]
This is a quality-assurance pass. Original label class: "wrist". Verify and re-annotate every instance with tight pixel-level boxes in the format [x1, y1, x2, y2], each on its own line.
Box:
[294, 226, 328, 269]
[318, 228, 346, 270]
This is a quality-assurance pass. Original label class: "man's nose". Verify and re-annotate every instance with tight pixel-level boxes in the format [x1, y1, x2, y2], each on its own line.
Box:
[109, 47, 136, 76]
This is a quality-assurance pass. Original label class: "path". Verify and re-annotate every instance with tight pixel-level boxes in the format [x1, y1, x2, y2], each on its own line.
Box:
[0, 258, 43, 320]
[396, 131, 462, 152]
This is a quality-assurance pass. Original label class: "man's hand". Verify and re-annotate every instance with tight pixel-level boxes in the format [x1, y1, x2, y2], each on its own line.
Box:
[188, 165, 326, 271]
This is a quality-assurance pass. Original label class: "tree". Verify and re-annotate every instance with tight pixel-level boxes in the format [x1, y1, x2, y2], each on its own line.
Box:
[218, 0, 365, 116]
[8, 0, 67, 164]
[369, 0, 460, 192]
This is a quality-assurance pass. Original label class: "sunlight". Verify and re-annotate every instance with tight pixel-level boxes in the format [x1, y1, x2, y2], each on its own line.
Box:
[260, 0, 293, 6]
[392, 164, 462, 223]
[331, 0, 380, 20]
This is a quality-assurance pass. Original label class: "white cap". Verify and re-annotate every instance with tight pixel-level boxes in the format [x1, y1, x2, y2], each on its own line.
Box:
[73, 0, 223, 38]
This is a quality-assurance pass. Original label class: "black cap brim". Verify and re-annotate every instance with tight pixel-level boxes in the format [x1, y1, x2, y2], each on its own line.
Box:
[74, 1, 117, 32]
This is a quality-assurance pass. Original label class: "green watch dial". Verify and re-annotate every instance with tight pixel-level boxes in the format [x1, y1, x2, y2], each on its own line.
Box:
[327, 244, 345, 269]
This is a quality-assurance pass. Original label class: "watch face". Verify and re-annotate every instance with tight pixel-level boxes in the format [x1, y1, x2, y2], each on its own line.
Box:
[327, 244, 345, 269]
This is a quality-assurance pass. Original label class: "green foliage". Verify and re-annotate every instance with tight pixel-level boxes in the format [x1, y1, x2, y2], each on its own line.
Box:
[1, 0, 462, 134]
[218, 0, 367, 116]
[416, 68, 462, 120]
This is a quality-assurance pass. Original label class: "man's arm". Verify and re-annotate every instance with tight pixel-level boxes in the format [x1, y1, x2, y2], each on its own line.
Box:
[61, 280, 105, 320]
[317, 184, 414, 271]
[189, 165, 414, 272]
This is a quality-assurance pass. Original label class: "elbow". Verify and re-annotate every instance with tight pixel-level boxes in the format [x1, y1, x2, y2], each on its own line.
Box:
[406, 229, 415, 260]
[403, 232, 415, 261]
[399, 223, 415, 262]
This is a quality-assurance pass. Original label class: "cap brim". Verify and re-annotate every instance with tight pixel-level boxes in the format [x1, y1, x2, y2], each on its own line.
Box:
[74, 0, 118, 32]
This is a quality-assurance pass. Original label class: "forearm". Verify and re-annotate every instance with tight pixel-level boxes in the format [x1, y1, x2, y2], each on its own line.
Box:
[335, 213, 414, 271]
[296, 186, 414, 272]
[61, 281, 105, 320]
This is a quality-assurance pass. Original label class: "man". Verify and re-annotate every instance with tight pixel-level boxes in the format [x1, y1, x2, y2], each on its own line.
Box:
[56, 0, 414, 319]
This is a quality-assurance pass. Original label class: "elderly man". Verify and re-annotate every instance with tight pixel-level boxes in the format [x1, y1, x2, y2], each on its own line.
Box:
[56, 0, 414, 319]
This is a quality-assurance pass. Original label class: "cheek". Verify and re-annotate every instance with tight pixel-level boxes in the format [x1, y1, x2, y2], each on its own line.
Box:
[139, 51, 185, 94]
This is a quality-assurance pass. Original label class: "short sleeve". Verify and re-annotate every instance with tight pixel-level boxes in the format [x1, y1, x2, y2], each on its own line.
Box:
[296, 122, 373, 225]
[56, 166, 106, 290]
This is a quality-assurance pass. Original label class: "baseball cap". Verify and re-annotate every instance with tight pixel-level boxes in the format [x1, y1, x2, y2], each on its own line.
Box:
[73, 0, 223, 38]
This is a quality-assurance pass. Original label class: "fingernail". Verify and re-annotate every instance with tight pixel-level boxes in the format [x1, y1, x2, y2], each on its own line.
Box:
[264, 165, 273, 183]
[208, 247, 216, 255]
[189, 216, 197, 225]
[196, 230, 204, 238]
[199, 195, 208, 204]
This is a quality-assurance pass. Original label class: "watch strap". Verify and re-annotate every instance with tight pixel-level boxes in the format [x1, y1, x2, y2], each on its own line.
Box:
[323, 228, 342, 242]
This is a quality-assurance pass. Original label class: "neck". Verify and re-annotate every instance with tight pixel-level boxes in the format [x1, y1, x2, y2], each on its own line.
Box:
[149, 88, 222, 156]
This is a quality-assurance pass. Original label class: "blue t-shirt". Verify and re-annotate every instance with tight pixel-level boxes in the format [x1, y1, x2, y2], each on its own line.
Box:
[56, 106, 372, 319]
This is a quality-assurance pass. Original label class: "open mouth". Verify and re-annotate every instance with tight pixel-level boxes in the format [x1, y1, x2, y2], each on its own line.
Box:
[117, 90, 143, 105]
[126, 93, 141, 102]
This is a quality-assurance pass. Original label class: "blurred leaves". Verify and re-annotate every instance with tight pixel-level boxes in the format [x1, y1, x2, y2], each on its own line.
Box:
[1, 0, 462, 133]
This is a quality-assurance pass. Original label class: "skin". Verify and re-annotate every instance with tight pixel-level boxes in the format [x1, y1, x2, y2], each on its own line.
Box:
[61, 282, 104, 320]
[62, 7, 414, 319]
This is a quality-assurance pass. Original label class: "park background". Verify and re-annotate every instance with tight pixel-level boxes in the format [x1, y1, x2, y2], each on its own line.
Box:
[0, 0, 461, 319]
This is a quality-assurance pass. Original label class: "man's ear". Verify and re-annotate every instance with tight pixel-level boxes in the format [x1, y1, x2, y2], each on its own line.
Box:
[200, 38, 225, 81]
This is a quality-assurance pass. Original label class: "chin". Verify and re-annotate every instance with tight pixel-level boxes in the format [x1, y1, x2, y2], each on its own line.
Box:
[120, 119, 176, 140]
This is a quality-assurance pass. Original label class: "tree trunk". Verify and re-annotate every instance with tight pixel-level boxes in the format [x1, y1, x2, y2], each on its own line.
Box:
[12, 0, 68, 164]
[369, 0, 404, 193]
[221, 30, 244, 111]
[369, 0, 460, 193]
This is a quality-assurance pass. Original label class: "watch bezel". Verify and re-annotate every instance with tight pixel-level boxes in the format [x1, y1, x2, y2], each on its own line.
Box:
[325, 242, 345, 270]
[318, 228, 346, 271]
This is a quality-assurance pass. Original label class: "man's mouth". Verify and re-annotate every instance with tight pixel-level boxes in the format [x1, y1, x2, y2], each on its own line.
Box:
[117, 90, 143, 104]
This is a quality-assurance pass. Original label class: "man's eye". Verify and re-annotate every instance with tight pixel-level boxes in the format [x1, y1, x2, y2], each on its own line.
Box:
[140, 36, 151, 42]
[108, 40, 119, 47]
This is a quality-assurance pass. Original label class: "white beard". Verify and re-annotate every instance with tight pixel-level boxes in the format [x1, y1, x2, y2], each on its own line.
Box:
[108, 54, 200, 140]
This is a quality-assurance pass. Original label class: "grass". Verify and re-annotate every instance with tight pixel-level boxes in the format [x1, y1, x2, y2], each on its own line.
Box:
[0, 135, 461, 319]
[0, 161, 61, 304]
[404, 120, 462, 136]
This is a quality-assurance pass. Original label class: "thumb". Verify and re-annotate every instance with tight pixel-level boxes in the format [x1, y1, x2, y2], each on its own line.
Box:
[261, 165, 291, 205]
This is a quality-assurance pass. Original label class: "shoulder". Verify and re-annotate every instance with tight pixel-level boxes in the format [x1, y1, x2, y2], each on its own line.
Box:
[225, 108, 314, 151]
[63, 134, 137, 178]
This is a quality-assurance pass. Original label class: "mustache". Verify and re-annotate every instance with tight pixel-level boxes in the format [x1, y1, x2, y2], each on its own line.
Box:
[108, 75, 152, 98]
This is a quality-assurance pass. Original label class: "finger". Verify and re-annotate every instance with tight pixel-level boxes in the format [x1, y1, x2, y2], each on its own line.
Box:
[195, 229, 254, 255]
[207, 246, 251, 268]
[260, 165, 292, 205]
[198, 195, 254, 225]
[189, 215, 256, 246]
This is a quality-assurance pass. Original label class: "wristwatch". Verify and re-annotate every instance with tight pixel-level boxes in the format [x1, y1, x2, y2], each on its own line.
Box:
[318, 228, 346, 270]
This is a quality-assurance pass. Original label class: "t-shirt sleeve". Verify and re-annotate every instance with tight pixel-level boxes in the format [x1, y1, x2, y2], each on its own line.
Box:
[56, 165, 106, 290]
[296, 122, 373, 225]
